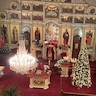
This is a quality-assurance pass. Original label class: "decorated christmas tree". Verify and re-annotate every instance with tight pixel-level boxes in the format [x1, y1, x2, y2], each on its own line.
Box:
[72, 46, 92, 88]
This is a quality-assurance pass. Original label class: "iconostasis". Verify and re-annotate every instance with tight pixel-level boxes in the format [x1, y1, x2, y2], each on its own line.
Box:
[0, 21, 95, 60]
[0, 0, 96, 60]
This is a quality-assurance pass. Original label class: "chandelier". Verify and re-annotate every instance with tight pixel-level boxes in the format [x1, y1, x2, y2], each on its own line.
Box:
[9, 40, 38, 74]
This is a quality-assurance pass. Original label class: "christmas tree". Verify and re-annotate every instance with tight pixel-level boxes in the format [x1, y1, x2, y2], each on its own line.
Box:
[72, 47, 92, 88]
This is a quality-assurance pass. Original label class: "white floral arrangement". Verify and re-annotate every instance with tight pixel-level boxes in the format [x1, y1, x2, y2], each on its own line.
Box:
[63, 56, 69, 61]
[36, 70, 42, 75]
[55, 59, 66, 67]
[70, 58, 77, 63]
[55, 57, 77, 67]
[57, 59, 66, 65]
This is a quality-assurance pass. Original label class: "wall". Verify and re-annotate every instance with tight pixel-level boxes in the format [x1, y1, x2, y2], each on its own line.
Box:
[0, 0, 87, 11]
[0, 0, 16, 11]
[72, 0, 85, 3]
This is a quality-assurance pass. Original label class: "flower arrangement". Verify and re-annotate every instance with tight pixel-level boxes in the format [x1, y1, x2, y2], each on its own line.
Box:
[57, 59, 66, 65]
[63, 56, 69, 61]
[55, 59, 67, 67]
[55, 56, 77, 67]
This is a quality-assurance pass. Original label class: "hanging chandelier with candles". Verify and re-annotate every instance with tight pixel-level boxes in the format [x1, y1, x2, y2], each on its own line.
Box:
[9, 39, 38, 74]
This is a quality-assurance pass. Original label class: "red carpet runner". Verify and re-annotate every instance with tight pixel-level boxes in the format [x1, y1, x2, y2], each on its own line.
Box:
[0, 61, 96, 96]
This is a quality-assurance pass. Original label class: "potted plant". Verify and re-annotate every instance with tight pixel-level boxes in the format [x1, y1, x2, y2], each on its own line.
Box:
[1, 86, 19, 96]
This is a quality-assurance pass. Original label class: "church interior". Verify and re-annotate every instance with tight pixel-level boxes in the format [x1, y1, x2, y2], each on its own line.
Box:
[0, 0, 96, 96]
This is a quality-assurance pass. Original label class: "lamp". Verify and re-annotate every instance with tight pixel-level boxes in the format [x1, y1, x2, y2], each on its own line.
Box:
[9, 0, 38, 74]
[9, 39, 38, 74]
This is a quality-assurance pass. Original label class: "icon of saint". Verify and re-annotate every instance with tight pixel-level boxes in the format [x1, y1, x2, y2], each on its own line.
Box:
[1, 24, 7, 43]
[63, 29, 69, 47]
[35, 27, 40, 46]
[12, 26, 18, 44]
[86, 30, 93, 45]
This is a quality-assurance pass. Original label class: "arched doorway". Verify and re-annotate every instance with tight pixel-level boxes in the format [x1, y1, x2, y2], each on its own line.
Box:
[22, 26, 31, 52]
[45, 22, 59, 60]
[72, 27, 83, 58]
